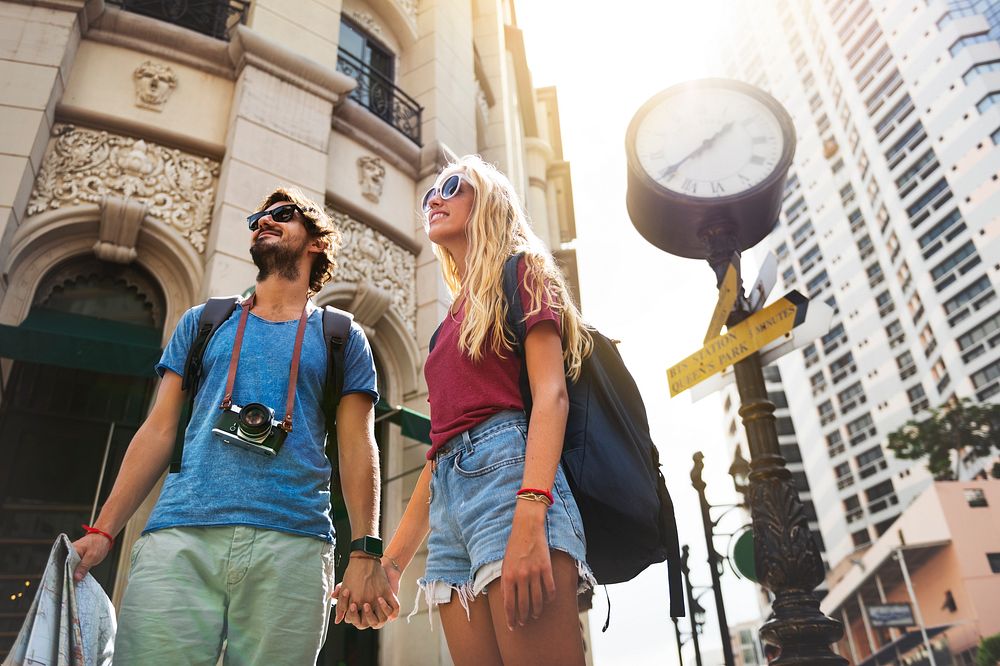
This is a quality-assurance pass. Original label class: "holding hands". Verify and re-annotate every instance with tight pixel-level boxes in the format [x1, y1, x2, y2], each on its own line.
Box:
[332, 555, 400, 630]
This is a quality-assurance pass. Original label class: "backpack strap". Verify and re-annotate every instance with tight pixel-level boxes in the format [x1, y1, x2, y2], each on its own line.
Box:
[170, 296, 240, 473]
[428, 321, 444, 354]
[321, 306, 353, 434]
[501, 253, 534, 416]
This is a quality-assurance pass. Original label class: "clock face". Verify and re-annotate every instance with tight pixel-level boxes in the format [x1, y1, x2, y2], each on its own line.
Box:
[632, 86, 786, 199]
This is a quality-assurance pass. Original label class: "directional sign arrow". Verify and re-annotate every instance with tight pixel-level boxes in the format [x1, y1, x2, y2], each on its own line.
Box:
[704, 258, 740, 343]
[688, 296, 835, 402]
[667, 291, 808, 398]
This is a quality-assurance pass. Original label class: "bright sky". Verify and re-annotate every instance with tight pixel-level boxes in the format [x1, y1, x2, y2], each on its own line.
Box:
[516, 2, 765, 664]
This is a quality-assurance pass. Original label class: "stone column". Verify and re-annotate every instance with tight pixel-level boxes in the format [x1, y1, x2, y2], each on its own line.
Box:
[0, 0, 91, 301]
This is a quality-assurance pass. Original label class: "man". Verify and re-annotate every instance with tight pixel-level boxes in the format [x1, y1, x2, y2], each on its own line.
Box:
[72, 187, 398, 664]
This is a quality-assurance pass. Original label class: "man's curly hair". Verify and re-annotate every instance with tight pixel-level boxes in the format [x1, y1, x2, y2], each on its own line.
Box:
[254, 187, 342, 294]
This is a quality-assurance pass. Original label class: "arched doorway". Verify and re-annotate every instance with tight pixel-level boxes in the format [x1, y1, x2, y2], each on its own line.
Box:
[0, 257, 165, 657]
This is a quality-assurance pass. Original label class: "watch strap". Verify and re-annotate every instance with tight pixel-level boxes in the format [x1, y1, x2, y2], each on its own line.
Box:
[349, 535, 383, 557]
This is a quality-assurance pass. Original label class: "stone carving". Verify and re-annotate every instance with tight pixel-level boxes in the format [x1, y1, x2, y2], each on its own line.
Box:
[327, 207, 416, 335]
[348, 10, 383, 37]
[357, 156, 386, 203]
[28, 125, 219, 253]
[395, 0, 417, 24]
[133, 60, 178, 111]
[94, 195, 148, 264]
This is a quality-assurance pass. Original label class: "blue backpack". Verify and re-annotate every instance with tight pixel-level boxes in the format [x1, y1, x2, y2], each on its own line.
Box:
[431, 255, 684, 618]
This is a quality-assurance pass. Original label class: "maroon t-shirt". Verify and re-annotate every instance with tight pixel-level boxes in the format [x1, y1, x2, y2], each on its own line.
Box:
[424, 258, 561, 458]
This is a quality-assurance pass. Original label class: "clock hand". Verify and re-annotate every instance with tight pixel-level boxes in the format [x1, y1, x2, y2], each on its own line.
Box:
[658, 121, 735, 181]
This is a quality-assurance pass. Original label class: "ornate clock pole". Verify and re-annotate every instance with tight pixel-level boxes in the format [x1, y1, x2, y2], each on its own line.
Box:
[624, 79, 846, 665]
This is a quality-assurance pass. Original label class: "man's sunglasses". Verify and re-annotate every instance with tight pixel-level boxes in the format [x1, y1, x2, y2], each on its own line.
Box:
[247, 203, 302, 231]
[421, 173, 470, 212]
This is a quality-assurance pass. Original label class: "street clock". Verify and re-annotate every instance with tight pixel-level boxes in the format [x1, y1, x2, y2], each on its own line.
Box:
[625, 78, 796, 259]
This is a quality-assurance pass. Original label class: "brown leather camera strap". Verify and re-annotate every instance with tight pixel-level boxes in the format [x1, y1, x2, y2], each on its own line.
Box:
[220, 292, 311, 433]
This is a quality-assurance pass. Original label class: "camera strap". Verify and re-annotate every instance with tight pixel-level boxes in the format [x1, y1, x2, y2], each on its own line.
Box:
[221, 293, 311, 433]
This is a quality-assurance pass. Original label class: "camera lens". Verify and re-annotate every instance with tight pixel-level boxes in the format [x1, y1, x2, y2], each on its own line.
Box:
[238, 403, 273, 442]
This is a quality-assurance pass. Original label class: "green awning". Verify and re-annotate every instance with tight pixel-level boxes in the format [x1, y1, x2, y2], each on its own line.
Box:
[0, 308, 161, 378]
[375, 400, 431, 446]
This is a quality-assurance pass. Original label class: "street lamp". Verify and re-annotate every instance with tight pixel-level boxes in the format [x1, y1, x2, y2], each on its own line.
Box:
[690, 452, 737, 666]
[680, 545, 708, 666]
[625, 79, 845, 664]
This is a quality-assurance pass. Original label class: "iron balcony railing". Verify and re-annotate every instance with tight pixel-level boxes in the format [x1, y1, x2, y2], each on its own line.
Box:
[336, 48, 423, 146]
[108, 0, 250, 41]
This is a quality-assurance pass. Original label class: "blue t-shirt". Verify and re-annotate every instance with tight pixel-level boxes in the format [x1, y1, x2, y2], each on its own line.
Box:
[144, 302, 379, 542]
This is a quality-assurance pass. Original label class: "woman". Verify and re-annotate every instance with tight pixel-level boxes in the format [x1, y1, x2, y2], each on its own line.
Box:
[381, 155, 594, 664]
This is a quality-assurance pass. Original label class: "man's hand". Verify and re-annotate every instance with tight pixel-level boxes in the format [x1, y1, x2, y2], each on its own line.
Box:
[333, 556, 399, 629]
[501, 500, 556, 631]
[70, 533, 113, 583]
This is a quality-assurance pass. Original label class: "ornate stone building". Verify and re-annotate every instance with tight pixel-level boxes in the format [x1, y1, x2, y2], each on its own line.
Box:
[0, 0, 581, 663]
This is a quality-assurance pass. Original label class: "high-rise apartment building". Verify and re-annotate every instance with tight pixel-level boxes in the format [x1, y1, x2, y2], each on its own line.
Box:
[719, 0, 1000, 573]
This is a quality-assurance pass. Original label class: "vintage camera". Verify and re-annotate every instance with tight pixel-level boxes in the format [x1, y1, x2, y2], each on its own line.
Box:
[211, 402, 287, 457]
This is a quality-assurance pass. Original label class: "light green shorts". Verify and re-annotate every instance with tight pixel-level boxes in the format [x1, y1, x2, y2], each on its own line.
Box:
[114, 526, 335, 666]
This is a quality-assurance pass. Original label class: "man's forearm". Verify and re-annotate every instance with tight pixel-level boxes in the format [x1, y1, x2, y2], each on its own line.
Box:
[338, 433, 380, 539]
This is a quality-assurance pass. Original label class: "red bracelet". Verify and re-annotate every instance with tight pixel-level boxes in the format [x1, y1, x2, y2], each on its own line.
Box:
[517, 487, 553, 505]
[81, 524, 114, 546]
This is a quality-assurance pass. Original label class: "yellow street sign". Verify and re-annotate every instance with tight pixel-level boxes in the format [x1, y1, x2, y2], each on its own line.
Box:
[668, 291, 808, 397]
[704, 260, 739, 344]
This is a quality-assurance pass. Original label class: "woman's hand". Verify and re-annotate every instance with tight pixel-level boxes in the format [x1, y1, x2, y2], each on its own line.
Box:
[381, 555, 403, 597]
[501, 500, 556, 630]
[334, 556, 399, 629]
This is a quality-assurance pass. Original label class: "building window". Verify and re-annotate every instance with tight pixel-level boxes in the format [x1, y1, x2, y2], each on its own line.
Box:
[838, 381, 867, 414]
[806, 270, 831, 297]
[822, 323, 847, 355]
[988, 553, 1000, 573]
[830, 352, 857, 384]
[886, 319, 905, 348]
[876, 290, 895, 317]
[776, 417, 797, 437]
[965, 488, 988, 508]
[852, 528, 872, 547]
[800, 244, 823, 274]
[818, 400, 837, 426]
[896, 350, 917, 380]
[828, 431, 846, 457]
[885, 122, 927, 170]
[803, 343, 819, 368]
[918, 209, 966, 260]
[895, 149, 938, 198]
[847, 413, 876, 446]
[944, 275, 995, 328]
[931, 240, 980, 292]
[856, 445, 887, 479]
[908, 384, 929, 414]
[950, 32, 991, 57]
[906, 178, 952, 227]
[976, 92, 1000, 114]
[963, 60, 1000, 85]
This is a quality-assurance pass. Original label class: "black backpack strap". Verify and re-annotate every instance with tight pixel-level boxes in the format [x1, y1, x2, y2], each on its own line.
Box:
[321, 305, 353, 433]
[501, 253, 533, 416]
[428, 321, 444, 354]
[170, 296, 239, 473]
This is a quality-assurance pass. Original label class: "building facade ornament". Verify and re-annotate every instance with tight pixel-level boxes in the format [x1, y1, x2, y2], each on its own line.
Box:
[395, 0, 417, 24]
[327, 208, 416, 335]
[347, 10, 383, 37]
[28, 125, 220, 254]
[132, 60, 178, 111]
[357, 155, 386, 203]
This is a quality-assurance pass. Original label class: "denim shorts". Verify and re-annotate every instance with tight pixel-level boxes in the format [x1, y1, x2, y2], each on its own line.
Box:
[415, 410, 595, 622]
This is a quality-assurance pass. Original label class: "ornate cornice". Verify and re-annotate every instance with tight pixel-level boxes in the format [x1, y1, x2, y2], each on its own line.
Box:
[327, 207, 416, 336]
[27, 124, 220, 254]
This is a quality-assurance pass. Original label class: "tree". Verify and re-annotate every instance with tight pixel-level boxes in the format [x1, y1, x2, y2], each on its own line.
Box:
[976, 631, 1000, 666]
[887, 397, 1000, 480]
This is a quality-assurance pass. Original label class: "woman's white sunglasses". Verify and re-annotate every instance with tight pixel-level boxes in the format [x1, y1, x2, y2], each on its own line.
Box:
[421, 173, 471, 212]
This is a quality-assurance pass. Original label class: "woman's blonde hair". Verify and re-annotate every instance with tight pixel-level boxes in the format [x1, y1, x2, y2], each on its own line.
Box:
[428, 155, 592, 380]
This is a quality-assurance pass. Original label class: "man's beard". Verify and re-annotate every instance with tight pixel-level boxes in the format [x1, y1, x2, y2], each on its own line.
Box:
[250, 236, 308, 283]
